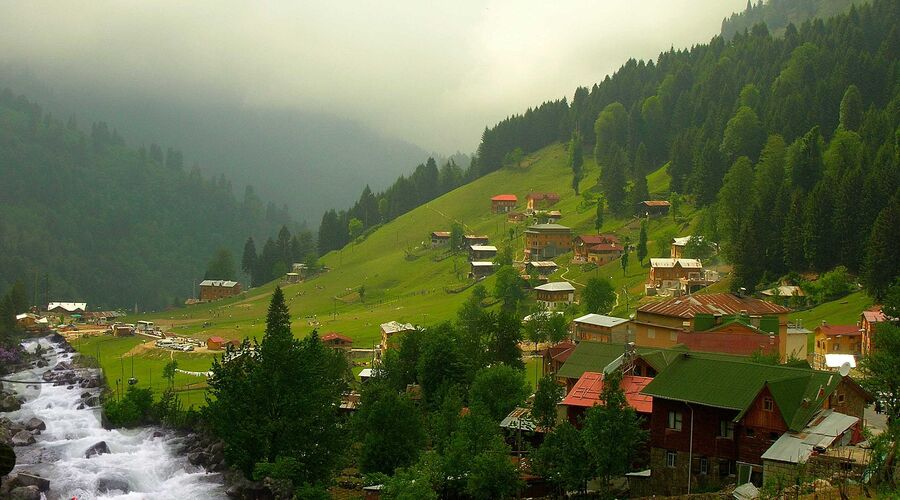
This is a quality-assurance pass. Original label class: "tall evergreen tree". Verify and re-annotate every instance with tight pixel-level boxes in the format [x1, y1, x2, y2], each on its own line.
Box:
[241, 237, 258, 285]
[637, 221, 648, 264]
[839, 85, 863, 132]
[862, 195, 900, 300]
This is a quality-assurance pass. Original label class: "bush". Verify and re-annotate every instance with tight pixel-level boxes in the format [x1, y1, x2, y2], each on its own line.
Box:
[103, 386, 155, 427]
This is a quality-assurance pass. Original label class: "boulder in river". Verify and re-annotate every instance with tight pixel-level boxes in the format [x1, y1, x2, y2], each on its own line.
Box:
[0, 395, 21, 412]
[11, 430, 35, 447]
[9, 485, 41, 500]
[23, 418, 45, 432]
[97, 477, 130, 494]
[14, 473, 50, 492]
[84, 440, 110, 458]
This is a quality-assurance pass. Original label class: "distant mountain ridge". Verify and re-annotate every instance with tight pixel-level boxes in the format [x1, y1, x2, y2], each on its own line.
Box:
[721, 0, 859, 38]
[0, 67, 430, 225]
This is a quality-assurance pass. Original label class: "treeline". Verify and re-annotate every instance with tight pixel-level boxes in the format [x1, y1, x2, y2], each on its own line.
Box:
[240, 225, 318, 287]
[317, 157, 471, 254]
[0, 90, 290, 310]
[721, 0, 856, 38]
[471, 0, 898, 296]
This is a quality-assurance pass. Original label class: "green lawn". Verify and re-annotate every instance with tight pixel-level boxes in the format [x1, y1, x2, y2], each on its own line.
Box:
[791, 291, 873, 327]
[76, 143, 705, 400]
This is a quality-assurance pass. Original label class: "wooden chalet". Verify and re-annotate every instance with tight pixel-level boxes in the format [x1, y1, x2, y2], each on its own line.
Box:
[533, 281, 575, 310]
[322, 332, 354, 351]
[812, 322, 863, 368]
[468, 244, 497, 261]
[526, 192, 560, 210]
[572, 234, 620, 263]
[430, 231, 450, 248]
[571, 313, 630, 343]
[860, 307, 889, 355]
[380, 321, 416, 350]
[491, 194, 518, 213]
[562, 371, 654, 427]
[638, 200, 671, 217]
[469, 261, 495, 278]
[199, 280, 242, 301]
[524, 224, 572, 261]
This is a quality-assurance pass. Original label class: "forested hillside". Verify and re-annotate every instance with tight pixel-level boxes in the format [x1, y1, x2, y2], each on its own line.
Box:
[721, 0, 858, 38]
[470, 0, 898, 298]
[0, 90, 292, 310]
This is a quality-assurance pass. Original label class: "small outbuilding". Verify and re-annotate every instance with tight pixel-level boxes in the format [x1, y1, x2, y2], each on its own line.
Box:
[491, 194, 518, 213]
[207, 336, 227, 350]
[534, 281, 576, 310]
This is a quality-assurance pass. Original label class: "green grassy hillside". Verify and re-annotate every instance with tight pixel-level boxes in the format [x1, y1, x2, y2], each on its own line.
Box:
[74, 142, 711, 398]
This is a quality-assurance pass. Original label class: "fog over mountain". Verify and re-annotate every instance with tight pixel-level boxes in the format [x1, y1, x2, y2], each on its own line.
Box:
[0, 0, 745, 220]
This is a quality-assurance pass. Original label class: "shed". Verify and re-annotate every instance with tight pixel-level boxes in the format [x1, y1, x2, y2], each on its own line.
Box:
[207, 336, 227, 350]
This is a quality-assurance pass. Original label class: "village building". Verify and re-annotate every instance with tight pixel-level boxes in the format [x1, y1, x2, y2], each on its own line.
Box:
[761, 285, 805, 307]
[647, 258, 715, 294]
[534, 281, 575, 310]
[860, 307, 889, 355]
[206, 336, 227, 350]
[541, 339, 576, 376]
[199, 280, 242, 301]
[587, 242, 624, 266]
[524, 223, 572, 261]
[506, 211, 527, 223]
[525, 261, 558, 278]
[468, 244, 497, 261]
[638, 200, 671, 217]
[321, 332, 354, 351]
[572, 234, 620, 263]
[785, 324, 810, 361]
[632, 293, 792, 359]
[638, 354, 871, 494]
[812, 322, 863, 369]
[562, 371, 654, 427]
[491, 194, 518, 213]
[380, 321, 416, 351]
[114, 324, 135, 337]
[463, 235, 489, 248]
[430, 231, 450, 248]
[670, 236, 691, 259]
[469, 261, 495, 278]
[571, 314, 630, 343]
[291, 263, 308, 278]
[47, 302, 87, 314]
[545, 210, 562, 224]
[284, 272, 301, 284]
[16, 313, 49, 332]
[526, 192, 560, 211]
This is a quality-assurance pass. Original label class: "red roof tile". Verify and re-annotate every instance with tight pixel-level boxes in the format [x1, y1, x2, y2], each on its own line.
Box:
[576, 234, 619, 246]
[862, 307, 887, 323]
[492, 194, 518, 202]
[589, 243, 624, 253]
[818, 324, 862, 337]
[208, 336, 226, 343]
[637, 293, 791, 319]
[563, 372, 654, 414]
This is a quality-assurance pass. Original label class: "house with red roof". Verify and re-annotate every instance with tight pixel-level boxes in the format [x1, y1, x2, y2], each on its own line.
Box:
[542, 339, 576, 377]
[813, 321, 863, 368]
[321, 332, 354, 351]
[491, 194, 518, 213]
[206, 336, 227, 350]
[860, 307, 891, 355]
[572, 234, 619, 262]
[632, 293, 792, 359]
[562, 371, 654, 427]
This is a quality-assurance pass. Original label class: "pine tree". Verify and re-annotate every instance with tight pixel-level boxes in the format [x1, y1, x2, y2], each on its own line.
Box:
[862, 195, 900, 300]
[629, 174, 650, 216]
[839, 85, 863, 132]
[637, 221, 648, 264]
[569, 131, 584, 195]
[594, 196, 604, 232]
[242, 237, 258, 283]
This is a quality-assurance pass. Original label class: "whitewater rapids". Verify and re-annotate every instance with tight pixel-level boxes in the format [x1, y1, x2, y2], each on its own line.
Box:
[4, 337, 224, 499]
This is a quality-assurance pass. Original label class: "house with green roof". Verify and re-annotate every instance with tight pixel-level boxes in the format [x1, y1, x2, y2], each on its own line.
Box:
[636, 353, 871, 495]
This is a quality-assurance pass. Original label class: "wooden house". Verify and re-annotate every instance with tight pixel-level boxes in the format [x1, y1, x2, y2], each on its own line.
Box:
[464, 235, 489, 248]
[468, 244, 497, 261]
[322, 332, 354, 351]
[860, 307, 889, 355]
[640, 354, 871, 494]
[526, 192, 560, 211]
[469, 261, 495, 278]
[491, 194, 518, 213]
[199, 280, 242, 301]
[533, 281, 575, 310]
[571, 313, 630, 343]
[587, 242, 624, 265]
[638, 200, 671, 217]
[430, 231, 450, 248]
[524, 224, 572, 261]
[526, 260, 558, 278]
[572, 234, 619, 263]
[648, 258, 703, 290]
[542, 339, 576, 376]
[207, 336, 227, 350]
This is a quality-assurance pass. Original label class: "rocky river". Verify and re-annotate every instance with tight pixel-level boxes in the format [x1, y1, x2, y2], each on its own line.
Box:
[1, 336, 224, 499]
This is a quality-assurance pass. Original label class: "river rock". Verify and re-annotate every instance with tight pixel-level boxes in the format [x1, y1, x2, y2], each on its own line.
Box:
[9, 485, 41, 500]
[84, 441, 110, 458]
[23, 418, 45, 432]
[97, 477, 130, 494]
[11, 430, 35, 446]
[14, 473, 50, 492]
[188, 451, 210, 466]
[35, 360, 47, 368]
[0, 395, 21, 412]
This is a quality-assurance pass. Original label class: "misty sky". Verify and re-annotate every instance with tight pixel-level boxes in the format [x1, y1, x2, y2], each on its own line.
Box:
[0, 1, 746, 153]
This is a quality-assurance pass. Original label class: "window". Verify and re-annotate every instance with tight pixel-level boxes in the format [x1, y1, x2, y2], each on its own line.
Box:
[746, 427, 756, 437]
[763, 397, 774, 412]
[667, 411, 683, 431]
[700, 457, 708, 475]
[633, 365, 642, 376]
[647, 328, 656, 339]
[666, 451, 677, 468]
[719, 459, 735, 477]
[719, 420, 734, 439]
[837, 393, 845, 404]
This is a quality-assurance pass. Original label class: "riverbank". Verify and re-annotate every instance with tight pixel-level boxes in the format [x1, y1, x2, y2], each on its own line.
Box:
[0, 334, 225, 498]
